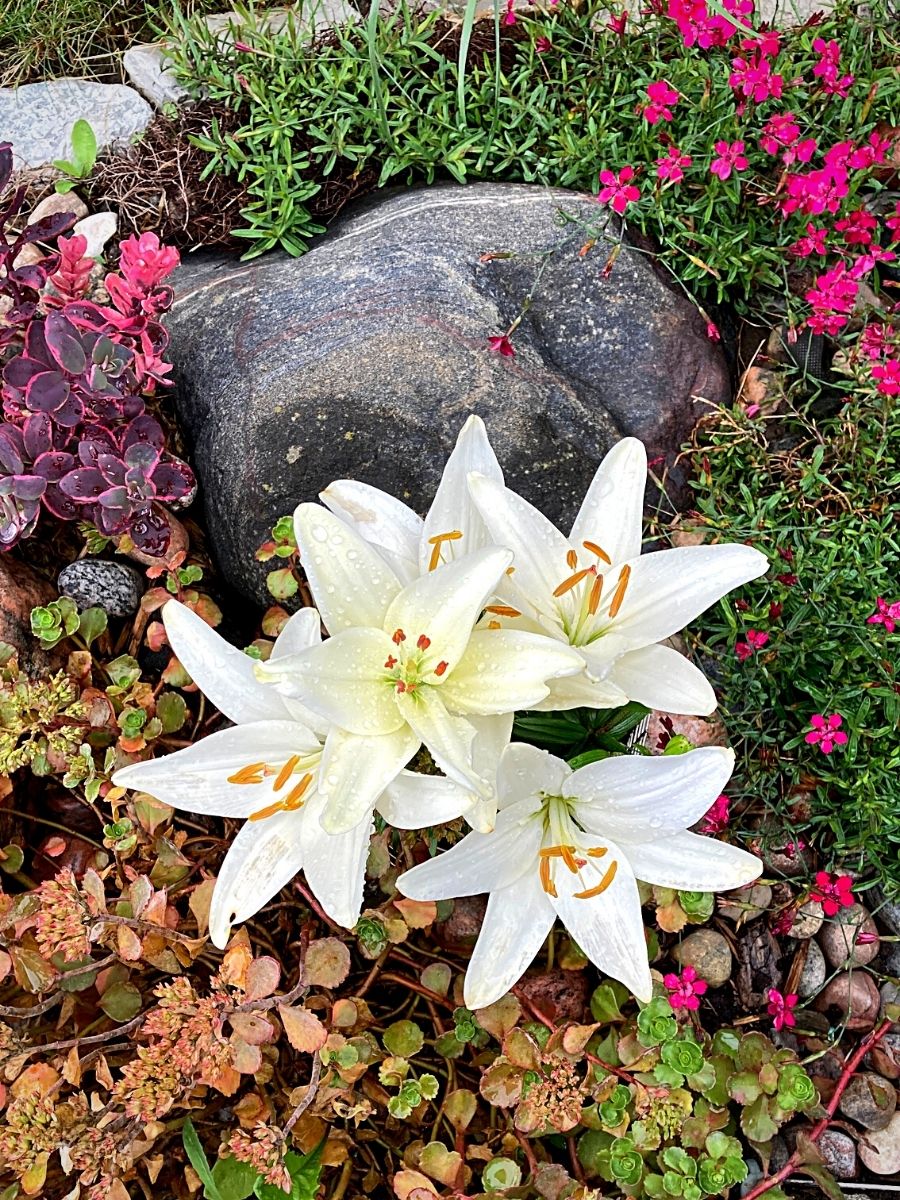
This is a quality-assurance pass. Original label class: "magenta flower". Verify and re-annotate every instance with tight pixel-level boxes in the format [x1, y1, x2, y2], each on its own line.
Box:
[656, 146, 692, 184]
[873, 361, 900, 396]
[859, 324, 893, 361]
[759, 112, 800, 155]
[804, 713, 848, 755]
[664, 966, 708, 1012]
[735, 629, 769, 661]
[535, 36, 552, 53]
[781, 839, 806, 858]
[705, 320, 721, 341]
[503, 0, 517, 24]
[700, 793, 730, 834]
[710, 140, 748, 181]
[812, 37, 854, 97]
[804, 264, 858, 337]
[488, 334, 515, 357]
[788, 224, 828, 258]
[767, 988, 799, 1032]
[729, 53, 783, 103]
[643, 80, 679, 125]
[597, 166, 641, 215]
[810, 870, 855, 916]
[835, 209, 877, 247]
[868, 596, 900, 633]
[607, 9, 627, 36]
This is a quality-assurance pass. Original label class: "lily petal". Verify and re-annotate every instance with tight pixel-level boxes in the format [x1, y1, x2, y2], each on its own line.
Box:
[601, 544, 769, 648]
[113, 721, 320, 817]
[270, 606, 322, 658]
[463, 871, 556, 1010]
[524, 664, 629, 712]
[318, 724, 419, 834]
[606, 643, 717, 716]
[209, 806, 306, 948]
[570, 437, 646, 565]
[383, 547, 512, 673]
[467, 473, 571, 630]
[395, 687, 482, 797]
[569, 746, 735, 845]
[623, 829, 762, 893]
[301, 787, 374, 928]
[162, 600, 292, 725]
[496, 742, 571, 809]
[397, 797, 542, 899]
[463, 712, 514, 831]
[551, 839, 653, 1002]
[293, 502, 402, 632]
[320, 479, 422, 584]
[256, 628, 403, 736]
[419, 415, 504, 574]
[440, 630, 582, 716]
[377, 771, 473, 829]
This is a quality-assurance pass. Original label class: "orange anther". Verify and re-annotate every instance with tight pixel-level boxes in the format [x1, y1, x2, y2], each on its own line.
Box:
[539, 855, 558, 898]
[586, 846, 609, 857]
[587, 574, 603, 615]
[434, 661, 449, 677]
[608, 564, 632, 619]
[574, 860, 618, 899]
[227, 761, 266, 785]
[583, 540, 612, 564]
[566, 548, 578, 570]
[273, 754, 300, 791]
[484, 605, 522, 618]
[417, 634, 431, 650]
[283, 773, 313, 809]
[553, 568, 593, 598]
[392, 628, 407, 645]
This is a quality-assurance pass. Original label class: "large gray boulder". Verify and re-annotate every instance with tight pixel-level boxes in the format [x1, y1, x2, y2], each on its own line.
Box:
[165, 182, 729, 604]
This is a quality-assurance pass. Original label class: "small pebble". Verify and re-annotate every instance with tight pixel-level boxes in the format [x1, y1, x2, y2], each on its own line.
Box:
[719, 882, 772, 923]
[868, 1032, 900, 1081]
[817, 1129, 858, 1180]
[817, 971, 881, 1032]
[819, 904, 880, 968]
[673, 929, 733, 988]
[58, 559, 143, 618]
[787, 899, 824, 939]
[797, 939, 827, 999]
[72, 211, 118, 260]
[882, 980, 900, 1024]
[28, 191, 89, 225]
[858, 1111, 900, 1175]
[839, 1071, 897, 1131]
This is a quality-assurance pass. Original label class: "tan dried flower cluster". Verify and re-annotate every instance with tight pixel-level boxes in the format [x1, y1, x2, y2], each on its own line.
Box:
[228, 1123, 291, 1193]
[519, 1058, 586, 1133]
[35, 867, 91, 963]
[0, 669, 86, 775]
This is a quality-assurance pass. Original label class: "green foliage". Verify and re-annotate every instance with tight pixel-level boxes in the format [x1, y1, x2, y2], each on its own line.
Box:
[690, 382, 900, 888]
[31, 598, 79, 649]
[166, 0, 900, 311]
[257, 515, 301, 600]
[53, 119, 98, 192]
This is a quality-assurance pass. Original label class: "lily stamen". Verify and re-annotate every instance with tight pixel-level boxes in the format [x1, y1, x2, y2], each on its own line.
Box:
[539, 856, 558, 898]
[574, 860, 618, 899]
[273, 754, 300, 791]
[484, 604, 522, 618]
[608, 564, 632, 618]
[227, 761, 267, 785]
[248, 772, 314, 822]
[427, 529, 463, 571]
[583, 540, 612, 564]
[553, 567, 594, 597]
[566, 549, 578, 570]
[588, 574, 603, 615]
[539, 844, 579, 871]
[586, 846, 609, 857]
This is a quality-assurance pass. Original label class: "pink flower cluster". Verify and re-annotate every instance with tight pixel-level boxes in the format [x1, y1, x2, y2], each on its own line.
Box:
[729, 49, 783, 104]
[868, 596, 900, 632]
[666, 0, 753, 50]
[805, 712, 848, 754]
[810, 870, 855, 915]
[664, 965, 708, 1011]
[735, 628, 768, 660]
[643, 80, 679, 125]
[812, 37, 855, 98]
[767, 988, 799, 1031]
[700, 793, 730, 834]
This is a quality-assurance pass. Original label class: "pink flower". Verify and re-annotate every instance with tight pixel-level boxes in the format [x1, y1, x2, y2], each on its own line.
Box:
[735, 629, 769, 661]
[804, 713, 848, 755]
[860, 323, 894, 361]
[643, 80, 679, 124]
[741, 29, 780, 57]
[812, 37, 854, 97]
[781, 839, 806, 858]
[706, 320, 721, 341]
[729, 53, 783, 103]
[535, 36, 552, 53]
[868, 596, 900, 633]
[872, 360, 900, 396]
[759, 112, 800, 155]
[710, 140, 748, 180]
[597, 166, 641, 215]
[810, 870, 855, 916]
[666, 0, 752, 50]
[804, 263, 858, 337]
[767, 988, 799, 1032]
[780, 162, 849, 218]
[789, 224, 828, 258]
[664, 966, 709, 1011]
[656, 146, 692, 184]
[850, 245, 897, 279]
[488, 334, 515, 357]
[835, 208, 877, 247]
[607, 9, 628, 36]
[700, 793, 730, 834]
[503, 0, 517, 24]
[848, 130, 893, 170]
[117, 231, 180, 291]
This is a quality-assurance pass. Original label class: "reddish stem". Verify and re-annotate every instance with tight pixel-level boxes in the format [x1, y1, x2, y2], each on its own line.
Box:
[742, 1018, 894, 1200]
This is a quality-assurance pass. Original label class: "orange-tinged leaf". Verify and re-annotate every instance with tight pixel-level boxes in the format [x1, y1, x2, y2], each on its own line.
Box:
[279, 1005, 328, 1053]
[244, 955, 281, 1001]
[393, 1170, 437, 1200]
[116, 924, 143, 961]
[393, 898, 437, 929]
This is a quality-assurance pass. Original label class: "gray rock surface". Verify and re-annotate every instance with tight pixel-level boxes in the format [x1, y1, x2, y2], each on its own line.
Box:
[166, 183, 729, 603]
[858, 1111, 900, 1175]
[122, 44, 190, 109]
[58, 559, 143, 617]
[797, 939, 826, 999]
[839, 1072, 897, 1131]
[817, 1130, 858, 1181]
[673, 929, 733, 987]
[819, 903, 880, 969]
[0, 80, 152, 171]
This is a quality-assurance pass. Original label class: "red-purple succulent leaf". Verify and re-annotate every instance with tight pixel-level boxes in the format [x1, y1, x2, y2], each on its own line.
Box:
[33, 451, 75, 481]
[98, 485, 129, 510]
[19, 211, 79, 246]
[0, 428, 25, 474]
[151, 460, 195, 501]
[79, 428, 117, 459]
[53, 393, 86, 429]
[45, 312, 87, 375]
[25, 319, 52, 363]
[60, 466, 107, 501]
[41, 482, 79, 521]
[97, 454, 127, 486]
[123, 414, 165, 450]
[63, 302, 109, 331]
[12, 475, 46, 502]
[25, 371, 70, 413]
[10, 265, 49, 290]
[129, 505, 170, 555]
[2, 356, 44, 390]
[124, 442, 160, 475]
[23, 413, 52, 460]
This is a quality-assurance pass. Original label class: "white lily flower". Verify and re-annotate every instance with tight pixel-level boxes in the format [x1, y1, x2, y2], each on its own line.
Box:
[112, 601, 472, 948]
[320, 414, 503, 583]
[256, 505, 583, 833]
[398, 743, 761, 1008]
[468, 438, 769, 715]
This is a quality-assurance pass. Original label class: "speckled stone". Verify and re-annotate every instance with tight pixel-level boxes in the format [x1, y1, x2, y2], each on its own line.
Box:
[858, 1111, 900, 1175]
[58, 559, 143, 617]
[673, 929, 733, 988]
[797, 939, 827, 999]
[787, 899, 824, 939]
[840, 1072, 897, 1131]
[817, 1130, 857, 1180]
[819, 904, 880, 968]
[165, 183, 729, 603]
